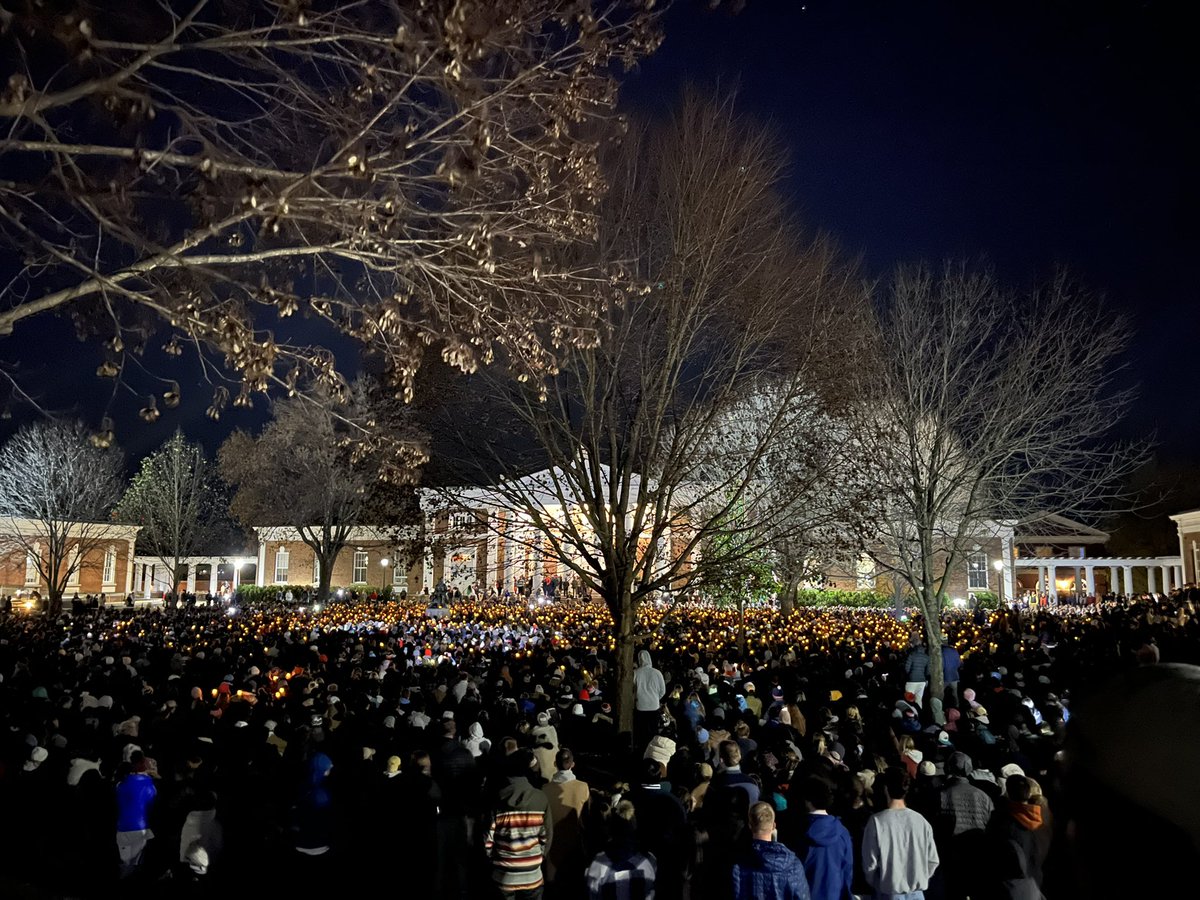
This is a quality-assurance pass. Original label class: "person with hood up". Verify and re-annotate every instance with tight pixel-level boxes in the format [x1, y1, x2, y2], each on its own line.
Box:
[464, 720, 492, 758]
[786, 777, 854, 900]
[633, 649, 667, 749]
[732, 801, 811, 899]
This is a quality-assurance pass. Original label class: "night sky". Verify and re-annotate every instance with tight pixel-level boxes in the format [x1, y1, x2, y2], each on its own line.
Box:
[2, 0, 1196, 545]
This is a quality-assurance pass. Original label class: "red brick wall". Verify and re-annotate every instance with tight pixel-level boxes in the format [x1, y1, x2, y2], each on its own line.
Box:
[1, 539, 133, 596]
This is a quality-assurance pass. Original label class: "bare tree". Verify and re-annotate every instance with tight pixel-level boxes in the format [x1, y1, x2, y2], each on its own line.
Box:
[449, 93, 866, 732]
[219, 380, 422, 600]
[114, 429, 230, 592]
[853, 265, 1146, 700]
[0, 420, 126, 612]
[0, 1, 662, 433]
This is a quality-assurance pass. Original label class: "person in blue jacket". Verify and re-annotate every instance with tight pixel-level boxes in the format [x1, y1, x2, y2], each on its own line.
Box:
[294, 752, 335, 855]
[787, 777, 854, 900]
[942, 636, 962, 708]
[115, 753, 157, 878]
[732, 802, 811, 900]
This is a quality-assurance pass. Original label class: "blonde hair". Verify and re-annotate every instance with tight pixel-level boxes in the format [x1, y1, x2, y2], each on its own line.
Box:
[845, 705, 861, 721]
[899, 735, 916, 754]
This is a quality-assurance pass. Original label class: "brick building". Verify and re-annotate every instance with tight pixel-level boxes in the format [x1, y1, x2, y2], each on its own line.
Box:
[0, 518, 141, 598]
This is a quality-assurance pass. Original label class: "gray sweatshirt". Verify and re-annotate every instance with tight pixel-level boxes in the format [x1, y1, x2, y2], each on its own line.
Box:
[633, 650, 666, 712]
[862, 807, 940, 895]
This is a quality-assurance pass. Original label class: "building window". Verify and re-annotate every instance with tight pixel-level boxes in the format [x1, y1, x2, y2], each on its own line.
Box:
[312, 554, 321, 585]
[274, 548, 289, 584]
[353, 550, 368, 583]
[102, 546, 117, 585]
[967, 551, 989, 590]
[393, 563, 405, 587]
[451, 512, 477, 529]
[25, 545, 39, 585]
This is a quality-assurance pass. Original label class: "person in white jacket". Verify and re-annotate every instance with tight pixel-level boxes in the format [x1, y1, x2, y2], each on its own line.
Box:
[862, 767, 940, 900]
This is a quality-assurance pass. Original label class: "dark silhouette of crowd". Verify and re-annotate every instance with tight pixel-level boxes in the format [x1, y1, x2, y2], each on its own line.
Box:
[2, 590, 1199, 900]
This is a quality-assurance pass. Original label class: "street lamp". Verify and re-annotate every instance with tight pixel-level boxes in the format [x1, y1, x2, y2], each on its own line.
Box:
[380, 556, 391, 569]
[993, 558, 1005, 605]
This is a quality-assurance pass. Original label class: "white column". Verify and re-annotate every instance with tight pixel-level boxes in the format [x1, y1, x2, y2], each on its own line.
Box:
[256, 539, 267, 587]
[1109, 566, 1119, 596]
[1084, 565, 1095, 596]
[484, 513, 497, 588]
[1161, 565, 1170, 593]
[424, 544, 435, 591]
[232, 561, 240, 590]
[1148, 566, 1158, 594]
[1177, 565, 1186, 589]
[186, 563, 196, 594]
[1122, 566, 1133, 596]
[1047, 565, 1058, 602]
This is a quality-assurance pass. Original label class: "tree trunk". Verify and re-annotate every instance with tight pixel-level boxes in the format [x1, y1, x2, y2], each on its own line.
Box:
[780, 575, 800, 617]
[738, 595, 748, 657]
[317, 553, 334, 602]
[613, 590, 638, 735]
[922, 592, 945, 703]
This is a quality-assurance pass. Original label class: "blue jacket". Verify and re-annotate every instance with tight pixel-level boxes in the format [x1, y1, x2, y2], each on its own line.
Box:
[942, 645, 962, 682]
[732, 839, 811, 900]
[796, 814, 854, 900]
[905, 647, 930, 681]
[116, 773, 156, 832]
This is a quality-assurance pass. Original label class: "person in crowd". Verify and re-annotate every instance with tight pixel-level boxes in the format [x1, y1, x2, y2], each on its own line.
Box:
[731, 801, 811, 900]
[545, 747, 591, 893]
[862, 768, 940, 900]
[485, 750, 554, 898]
[903, 639, 930, 707]
[785, 776, 854, 900]
[634, 650, 667, 749]
[585, 801, 658, 900]
[115, 752, 157, 878]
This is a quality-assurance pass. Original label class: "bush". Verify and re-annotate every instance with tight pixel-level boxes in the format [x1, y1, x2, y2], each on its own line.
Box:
[971, 590, 1000, 610]
[794, 589, 894, 609]
[233, 584, 315, 604]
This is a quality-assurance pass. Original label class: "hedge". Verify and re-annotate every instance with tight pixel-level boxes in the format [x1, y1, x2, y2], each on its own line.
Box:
[793, 589, 894, 609]
[234, 583, 400, 604]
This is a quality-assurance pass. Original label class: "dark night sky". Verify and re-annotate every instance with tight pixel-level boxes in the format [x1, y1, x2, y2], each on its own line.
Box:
[2, 0, 1197, 542]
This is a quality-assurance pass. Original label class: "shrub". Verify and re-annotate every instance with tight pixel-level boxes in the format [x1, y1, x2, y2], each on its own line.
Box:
[794, 589, 893, 609]
[971, 590, 1000, 610]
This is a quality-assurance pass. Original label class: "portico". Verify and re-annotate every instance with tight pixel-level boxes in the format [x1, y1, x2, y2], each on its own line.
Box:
[133, 555, 258, 598]
[1013, 555, 1184, 600]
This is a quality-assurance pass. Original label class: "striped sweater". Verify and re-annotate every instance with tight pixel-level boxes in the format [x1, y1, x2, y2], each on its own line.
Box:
[485, 776, 554, 891]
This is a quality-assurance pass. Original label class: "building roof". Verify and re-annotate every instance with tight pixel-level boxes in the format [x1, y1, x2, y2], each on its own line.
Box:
[1014, 513, 1109, 545]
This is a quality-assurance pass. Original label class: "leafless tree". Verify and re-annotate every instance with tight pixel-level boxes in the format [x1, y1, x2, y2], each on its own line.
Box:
[114, 428, 228, 592]
[0, 0, 662, 442]
[219, 379, 422, 599]
[852, 265, 1147, 699]
[447, 93, 868, 731]
[0, 420, 126, 612]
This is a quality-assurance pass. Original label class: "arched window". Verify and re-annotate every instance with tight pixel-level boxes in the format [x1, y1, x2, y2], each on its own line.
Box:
[274, 547, 290, 584]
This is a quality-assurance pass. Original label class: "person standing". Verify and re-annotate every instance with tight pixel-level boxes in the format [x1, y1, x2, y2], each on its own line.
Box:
[115, 757, 158, 878]
[904, 639, 931, 708]
[485, 751, 553, 898]
[633, 650, 666, 749]
[787, 777, 854, 900]
[731, 802, 811, 900]
[862, 768, 940, 900]
[585, 801, 658, 900]
[941, 638, 962, 709]
[545, 747, 591, 895]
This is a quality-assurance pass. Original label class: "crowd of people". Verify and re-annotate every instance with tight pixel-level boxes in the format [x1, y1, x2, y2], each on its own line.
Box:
[1, 590, 1199, 899]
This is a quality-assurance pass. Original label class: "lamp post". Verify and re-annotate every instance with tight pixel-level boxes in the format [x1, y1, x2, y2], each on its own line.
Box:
[993, 558, 1005, 606]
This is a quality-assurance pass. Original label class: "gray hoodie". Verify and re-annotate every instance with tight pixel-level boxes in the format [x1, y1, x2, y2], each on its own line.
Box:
[633, 650, 666, 713]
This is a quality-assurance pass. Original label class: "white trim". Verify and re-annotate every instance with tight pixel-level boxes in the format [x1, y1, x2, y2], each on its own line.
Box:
[274, 547, 290, 584]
